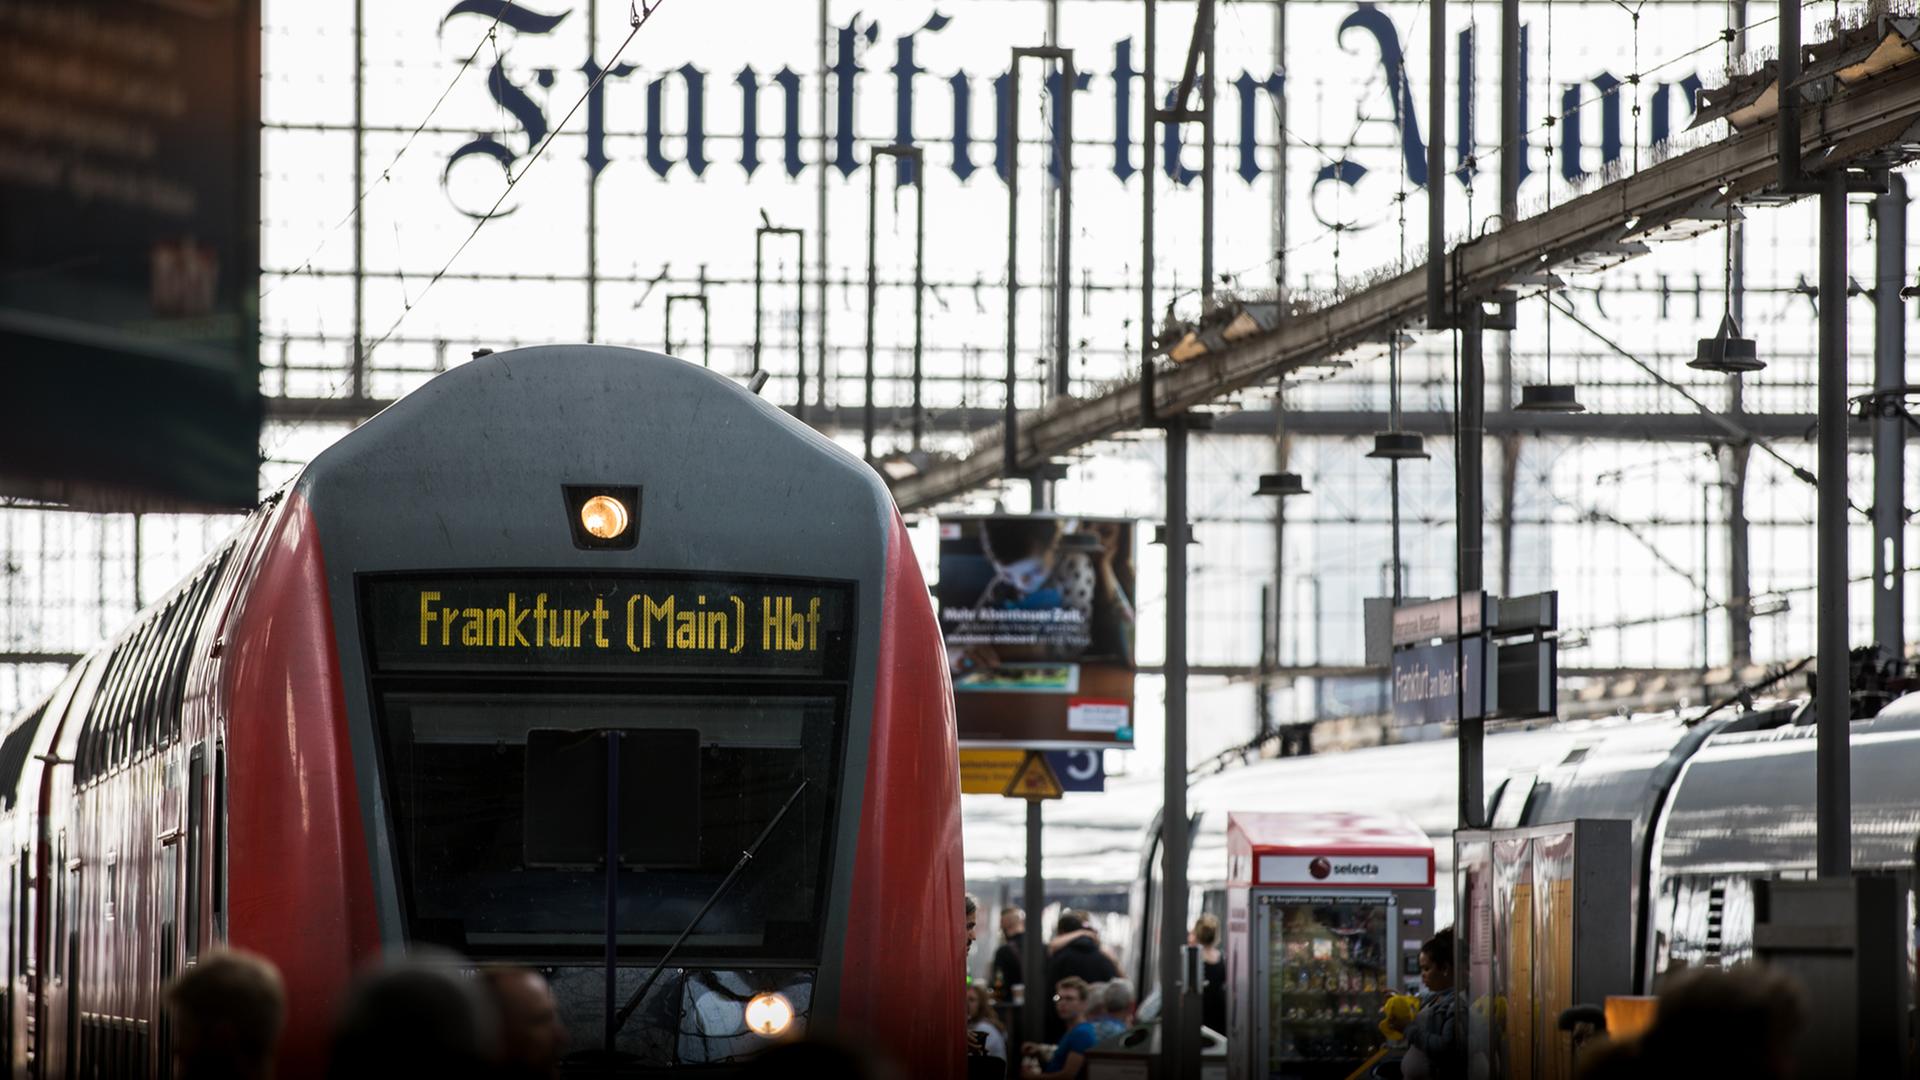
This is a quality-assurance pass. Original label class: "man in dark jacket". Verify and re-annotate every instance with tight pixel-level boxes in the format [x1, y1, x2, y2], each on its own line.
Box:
[992, 907, 1025, 1002]
[1043, 912, 1118, 1040]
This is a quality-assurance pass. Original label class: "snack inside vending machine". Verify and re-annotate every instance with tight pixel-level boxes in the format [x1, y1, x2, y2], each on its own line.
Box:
[1226, 812, 1436, 1080]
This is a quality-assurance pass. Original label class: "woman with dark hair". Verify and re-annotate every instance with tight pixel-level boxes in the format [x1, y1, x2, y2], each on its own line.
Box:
[1403, 928, 1463, 1080]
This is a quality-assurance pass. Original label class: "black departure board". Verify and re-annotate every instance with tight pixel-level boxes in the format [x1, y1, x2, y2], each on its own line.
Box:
[362, 574, 853, 678]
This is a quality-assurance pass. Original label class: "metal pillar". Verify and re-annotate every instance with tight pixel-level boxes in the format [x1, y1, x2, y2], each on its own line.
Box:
[1725, 442, 1754, 666]
[1460, 308, 1485, 593]
[1141, 0, 1158, 423]
[865, 145, 927, 462]
[1425, 0, 1446, 327]
[753, 224, 806, 417]
[1874, 175, 1907, 654]
[586, 0, 599, 341]
[815, 0, 830, 411]
[1779, 0, 1803, 189]
[1701, 482, 1713, 687]
[1199, 0, 1215, 307]
[1007, 47, 1077, 474]
[1161, 416, 1193, 1079]
[1458, 303, 1486, 832]
[351, 0, 365, 400]
[1816, 171, 1851, 880]
[1273, 0, 1288, 294]
[1023, 798, 1045, 1051]
[1022, 471, 1053, 1055]
[1724, 0, 1755, 668]
[1496, 0, 1520, 594]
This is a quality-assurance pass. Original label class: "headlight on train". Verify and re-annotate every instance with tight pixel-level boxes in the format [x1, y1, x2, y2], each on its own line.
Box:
[744, 991, 795, 1037]
[579, 495, 631, 540]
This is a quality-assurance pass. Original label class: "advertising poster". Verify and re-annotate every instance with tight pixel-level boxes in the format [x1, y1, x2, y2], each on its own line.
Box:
[938, 515, 1135, 747]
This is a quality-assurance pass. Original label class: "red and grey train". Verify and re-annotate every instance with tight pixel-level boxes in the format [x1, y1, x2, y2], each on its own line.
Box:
[0, 346, 965, 1077]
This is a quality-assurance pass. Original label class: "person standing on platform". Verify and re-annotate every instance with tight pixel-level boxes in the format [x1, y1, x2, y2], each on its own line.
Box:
[966, 983, 1010, 1062]
[482, 968, 568, 1080]
[1404, 928, 1464, 1080]
[1192, 913, 1227, 1036]
[992, 907, 1026, 1003]
[1021, 977, 1096, 1079]
[1044, 913, 1117, 1040]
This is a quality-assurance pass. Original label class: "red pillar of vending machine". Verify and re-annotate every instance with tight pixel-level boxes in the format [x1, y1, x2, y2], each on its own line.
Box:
[1226, 812, 1436, 1080]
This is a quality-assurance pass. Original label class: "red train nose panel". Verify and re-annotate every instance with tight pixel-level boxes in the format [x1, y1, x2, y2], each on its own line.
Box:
[838, 513, 965, 1076]
[221, 493, 381, 1075]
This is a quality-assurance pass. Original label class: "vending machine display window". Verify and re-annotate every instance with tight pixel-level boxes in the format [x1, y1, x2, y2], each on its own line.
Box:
[1226, 812, 1436, 1080]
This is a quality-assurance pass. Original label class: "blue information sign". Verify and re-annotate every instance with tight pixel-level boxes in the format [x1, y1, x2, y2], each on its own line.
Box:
[1391, 637, 1492, 727]
[1045, 749, 1105, 793]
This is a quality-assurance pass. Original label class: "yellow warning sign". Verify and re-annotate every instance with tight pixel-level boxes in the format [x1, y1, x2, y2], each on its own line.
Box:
[959, 749, 1028, 795]
[1003, 750, 1065, 801]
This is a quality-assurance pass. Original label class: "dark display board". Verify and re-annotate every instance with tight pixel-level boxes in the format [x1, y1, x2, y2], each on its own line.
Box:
[938, 515, 1136, 747]
[0, 0, 263, 511]
[363, 573, 854, 679]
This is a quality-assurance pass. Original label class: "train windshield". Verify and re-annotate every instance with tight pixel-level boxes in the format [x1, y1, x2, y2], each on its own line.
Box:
[374, 692, 842, 961]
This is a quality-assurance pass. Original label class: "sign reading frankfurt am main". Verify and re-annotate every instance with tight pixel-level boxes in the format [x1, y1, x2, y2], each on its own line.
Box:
[1391, 637, 1492, 727]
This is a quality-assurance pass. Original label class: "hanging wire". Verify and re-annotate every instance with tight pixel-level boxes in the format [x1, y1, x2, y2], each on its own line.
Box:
[365, 1, 670, 356]
[263, 0, 519, 299]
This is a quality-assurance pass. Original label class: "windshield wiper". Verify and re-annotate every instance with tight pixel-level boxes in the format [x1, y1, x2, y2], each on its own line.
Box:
[609, 778, 811, 1037]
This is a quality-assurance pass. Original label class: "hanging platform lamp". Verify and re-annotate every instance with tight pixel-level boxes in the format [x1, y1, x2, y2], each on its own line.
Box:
[1515, 384, 1587, 413]
[1689, 312, 1763, 373]
[1254, 472, 1310, 497]
[1368, 431, 1430, 460]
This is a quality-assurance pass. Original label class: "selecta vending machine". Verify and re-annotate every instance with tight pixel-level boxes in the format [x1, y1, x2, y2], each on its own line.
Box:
[1226, 812, 1437, 1080]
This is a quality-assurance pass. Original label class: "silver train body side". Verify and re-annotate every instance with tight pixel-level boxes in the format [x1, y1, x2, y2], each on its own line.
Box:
[1132, 697, 1920, 998]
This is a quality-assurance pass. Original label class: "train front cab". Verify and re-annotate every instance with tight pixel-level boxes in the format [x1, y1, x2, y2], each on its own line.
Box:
[260, 346, 963, 1075]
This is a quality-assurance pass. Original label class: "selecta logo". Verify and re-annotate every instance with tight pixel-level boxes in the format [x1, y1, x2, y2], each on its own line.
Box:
[1309, 857, 1381, 878]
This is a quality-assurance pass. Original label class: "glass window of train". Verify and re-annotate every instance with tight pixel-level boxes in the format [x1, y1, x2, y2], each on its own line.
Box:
[213, 744, 225, 930]
[51, 837, 63, 982]
[13, 853, 25, 980]
[160, 571, 216, 745]
[373, 691, 845, 960]
[1491, 774, 1535, 829]
[186, 747, 204, 961]
[104, 850, 116, 923]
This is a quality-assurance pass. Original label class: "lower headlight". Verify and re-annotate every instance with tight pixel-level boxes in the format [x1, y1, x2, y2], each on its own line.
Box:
[743, 991, 795, 1037]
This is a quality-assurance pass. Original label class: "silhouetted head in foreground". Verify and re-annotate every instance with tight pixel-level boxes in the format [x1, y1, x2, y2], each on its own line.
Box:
[739, 1037, 901, 1080]
[1577, 965, 1808, 1080]
[166, 949, 287, 1080]
[327, 951, 499, 1080]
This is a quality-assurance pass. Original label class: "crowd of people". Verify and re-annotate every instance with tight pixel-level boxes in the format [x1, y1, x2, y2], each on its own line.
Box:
[162, 948, 570, 1080]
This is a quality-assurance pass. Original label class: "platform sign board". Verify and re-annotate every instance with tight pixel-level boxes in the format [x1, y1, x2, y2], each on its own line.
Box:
[1391, 591, 1487, 646]
[959, 748, 1105, 794]
[0, 0, 263, 512]
[939, 515, 1136, 747]
[1391, 636, 1494, 727]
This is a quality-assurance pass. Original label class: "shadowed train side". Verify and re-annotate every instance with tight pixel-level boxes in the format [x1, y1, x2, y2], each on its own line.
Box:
[1130, 700, 1920, 1004]
[0, 346, 964, 1078]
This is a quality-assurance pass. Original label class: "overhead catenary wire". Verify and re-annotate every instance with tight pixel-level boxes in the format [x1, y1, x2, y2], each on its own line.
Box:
[364, 2, 670, 357]
[1543, 294, 1869, 517]
[262, 0, 518, 299]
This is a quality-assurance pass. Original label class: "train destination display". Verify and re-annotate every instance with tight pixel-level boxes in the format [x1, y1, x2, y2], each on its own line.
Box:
[364, 574, 852, 676]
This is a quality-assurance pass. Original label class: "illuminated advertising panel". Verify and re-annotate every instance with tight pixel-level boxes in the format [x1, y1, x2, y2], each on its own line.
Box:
[938, 515, 1134, 747]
